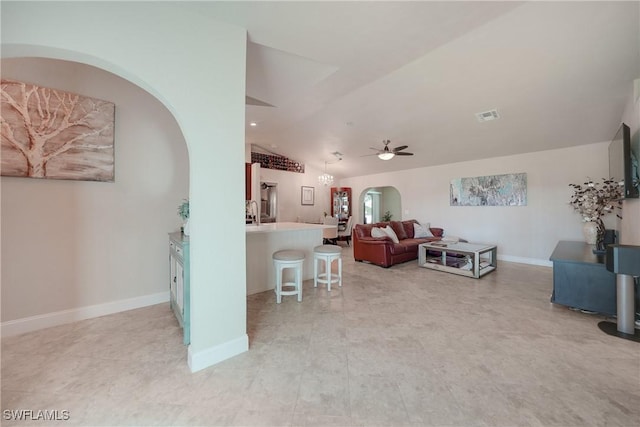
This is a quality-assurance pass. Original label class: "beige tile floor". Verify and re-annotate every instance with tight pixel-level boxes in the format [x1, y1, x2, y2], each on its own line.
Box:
[2, 246, 639, 426]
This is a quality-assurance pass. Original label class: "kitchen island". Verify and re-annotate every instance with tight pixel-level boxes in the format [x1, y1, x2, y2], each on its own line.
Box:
[246, 222, 334, 295]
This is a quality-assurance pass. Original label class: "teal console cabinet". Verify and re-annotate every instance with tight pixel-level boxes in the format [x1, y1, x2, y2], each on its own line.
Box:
[169, 232, 190, 345]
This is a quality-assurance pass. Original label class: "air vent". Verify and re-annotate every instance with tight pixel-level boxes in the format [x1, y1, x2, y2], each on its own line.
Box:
[475, 109, 500, 123]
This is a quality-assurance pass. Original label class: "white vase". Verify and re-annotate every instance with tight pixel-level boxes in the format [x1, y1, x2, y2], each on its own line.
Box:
[582, 221, 597, 244]
[183, 218, 190, 236]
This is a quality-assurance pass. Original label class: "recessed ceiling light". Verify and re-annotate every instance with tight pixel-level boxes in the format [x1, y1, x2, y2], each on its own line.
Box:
[249, 122, 257, 127]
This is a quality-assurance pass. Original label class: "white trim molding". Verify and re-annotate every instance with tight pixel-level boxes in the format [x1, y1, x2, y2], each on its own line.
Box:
[498, 254, 552, 267]
[1, 292, 169, 338]
[188, 334, 249, 372]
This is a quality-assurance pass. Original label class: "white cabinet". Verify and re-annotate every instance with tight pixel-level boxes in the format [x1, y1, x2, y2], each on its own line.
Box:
[169, 232, 190, 345]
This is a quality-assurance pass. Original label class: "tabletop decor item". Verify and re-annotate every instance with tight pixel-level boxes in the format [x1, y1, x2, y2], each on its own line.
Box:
[568, 178, 622, 252]
[178, 199, 190, 235]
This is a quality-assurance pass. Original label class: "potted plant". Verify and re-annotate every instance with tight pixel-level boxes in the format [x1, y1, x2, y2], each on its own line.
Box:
[568, 178, 622, 252]
[382, 210, 393, 222]
[178, 199, 190, 235]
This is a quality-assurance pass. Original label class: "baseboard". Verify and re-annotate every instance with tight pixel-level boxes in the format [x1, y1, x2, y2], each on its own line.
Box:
[1, 291, 169, 338]
[498, 254, 552, 267]
[188, 334, 249, 372]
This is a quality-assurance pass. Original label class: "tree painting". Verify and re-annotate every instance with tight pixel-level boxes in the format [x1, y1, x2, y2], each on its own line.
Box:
[1, 79, 115, 181]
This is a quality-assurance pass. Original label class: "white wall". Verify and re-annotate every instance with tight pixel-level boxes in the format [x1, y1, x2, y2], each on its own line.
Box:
[1, 58, 188, 324]
[341, 142, 618, 266]
[258, 165, 332, 223]
[244, 144, 333, 222]
[2, 2, 248, 372]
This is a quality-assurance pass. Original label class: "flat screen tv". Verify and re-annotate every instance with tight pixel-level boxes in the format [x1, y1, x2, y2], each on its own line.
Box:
[608, 123, 639, 199]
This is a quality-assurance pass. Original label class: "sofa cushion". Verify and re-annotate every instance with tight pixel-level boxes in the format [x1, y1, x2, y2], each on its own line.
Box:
[383, 225, 400, 243]
[370, 227, 387, 239]
[430, 227, 444, 237]
[402, 237, 437, 251]
[401, 220, 417, 239]
[388, 243, 408, 255]
[355, 223, 374, 238]
[414, 222, 434, 238]
[390, 221, 407, 240]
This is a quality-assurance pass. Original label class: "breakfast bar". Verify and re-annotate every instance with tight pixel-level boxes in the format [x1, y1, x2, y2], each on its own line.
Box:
[245, 222, 333, 295]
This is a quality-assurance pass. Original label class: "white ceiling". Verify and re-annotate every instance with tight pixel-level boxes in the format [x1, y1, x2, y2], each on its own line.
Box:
[196, 1, 639, 179]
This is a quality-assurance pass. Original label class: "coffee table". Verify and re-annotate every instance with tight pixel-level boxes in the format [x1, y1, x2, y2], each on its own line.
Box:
[418, 241, 497, 278]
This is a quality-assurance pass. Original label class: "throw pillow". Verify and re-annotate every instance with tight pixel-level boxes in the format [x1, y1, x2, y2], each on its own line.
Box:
[414, 222, 434, 238]
[383, 225, 400, 243]
[371, 227, 387, 239]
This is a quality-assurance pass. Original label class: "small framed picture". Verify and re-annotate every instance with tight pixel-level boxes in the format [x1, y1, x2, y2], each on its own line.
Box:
[301, 186, 315, 205]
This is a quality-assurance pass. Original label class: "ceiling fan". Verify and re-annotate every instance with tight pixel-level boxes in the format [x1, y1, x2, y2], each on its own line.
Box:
[368, 140, 414, 160]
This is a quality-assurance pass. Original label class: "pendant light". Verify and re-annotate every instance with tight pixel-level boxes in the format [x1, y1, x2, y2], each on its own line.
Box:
[318, 161, 334, 186]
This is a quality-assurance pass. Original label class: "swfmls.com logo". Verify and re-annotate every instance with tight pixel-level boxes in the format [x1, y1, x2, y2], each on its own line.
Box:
[3, 409, 70, 421]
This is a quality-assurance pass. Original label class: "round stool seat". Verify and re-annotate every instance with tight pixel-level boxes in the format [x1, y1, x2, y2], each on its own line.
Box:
[273, 250, 305, 261]
[313, 245, 342, 291]
[313, 244, 342, 255]
[273, 250, 305, 304]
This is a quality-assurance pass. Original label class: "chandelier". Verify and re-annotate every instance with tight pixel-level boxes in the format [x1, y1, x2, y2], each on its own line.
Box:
[318, 161, 334, 186]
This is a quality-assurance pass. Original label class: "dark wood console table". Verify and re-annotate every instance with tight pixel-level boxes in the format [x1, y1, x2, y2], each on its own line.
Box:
[549, 240, 616, 315]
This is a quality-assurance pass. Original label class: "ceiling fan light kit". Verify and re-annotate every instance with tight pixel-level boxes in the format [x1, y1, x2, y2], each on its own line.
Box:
[369, 139, 414, 160]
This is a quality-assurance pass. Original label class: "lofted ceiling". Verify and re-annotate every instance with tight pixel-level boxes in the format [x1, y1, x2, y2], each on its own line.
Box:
[195, 1, 640, 179]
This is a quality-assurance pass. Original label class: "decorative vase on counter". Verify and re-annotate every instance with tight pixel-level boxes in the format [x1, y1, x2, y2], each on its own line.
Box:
[582, 221, 597, 245]
[183, 218, 190, 236]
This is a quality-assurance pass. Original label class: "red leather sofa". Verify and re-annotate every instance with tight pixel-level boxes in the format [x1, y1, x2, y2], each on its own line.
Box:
[352, 220, 443, 268]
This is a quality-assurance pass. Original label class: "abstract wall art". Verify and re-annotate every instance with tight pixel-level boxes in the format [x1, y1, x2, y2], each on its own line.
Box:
[450, 173, 527, 206]
[1, 79, 115, 182]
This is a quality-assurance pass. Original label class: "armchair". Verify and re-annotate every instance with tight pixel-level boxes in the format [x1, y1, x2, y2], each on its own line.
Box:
[337, 216, 354, 246]
[322, 216, 339, 245]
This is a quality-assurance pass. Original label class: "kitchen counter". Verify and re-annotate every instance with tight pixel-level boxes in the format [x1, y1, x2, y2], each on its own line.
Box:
[246, 222, 334, 295]
[245, 222, 331, 234]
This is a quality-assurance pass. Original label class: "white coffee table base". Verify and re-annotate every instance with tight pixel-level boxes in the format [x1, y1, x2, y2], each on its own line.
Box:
[418, 242, 497, 279]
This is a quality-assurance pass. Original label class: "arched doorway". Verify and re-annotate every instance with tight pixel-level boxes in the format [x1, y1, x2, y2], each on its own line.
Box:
[2, 2, 248, 372]
[360, 186, 402, 223]
[1, 56, 189, 328]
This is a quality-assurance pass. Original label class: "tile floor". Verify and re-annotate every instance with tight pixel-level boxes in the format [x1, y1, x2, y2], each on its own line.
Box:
[2, 246, 639, 426]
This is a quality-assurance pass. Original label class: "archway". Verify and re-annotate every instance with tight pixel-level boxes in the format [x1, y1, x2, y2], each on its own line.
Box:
[359, 186, 402, 223]
[1, 56, 189, 329]
[2, 2, 248, 372]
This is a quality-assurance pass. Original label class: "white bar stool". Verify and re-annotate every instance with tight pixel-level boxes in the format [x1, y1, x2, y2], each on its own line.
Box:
[313, 244, 342, 291]
[272, 250, 305, 303]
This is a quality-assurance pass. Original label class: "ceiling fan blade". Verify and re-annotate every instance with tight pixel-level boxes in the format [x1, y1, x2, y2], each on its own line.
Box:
[395, 152, 414, 156]
[359, 153, 379, 157]
[393, 145, 408, 152]
[369, 147, 382, 152]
